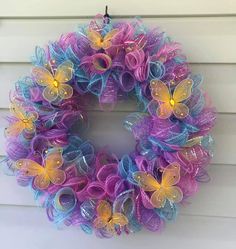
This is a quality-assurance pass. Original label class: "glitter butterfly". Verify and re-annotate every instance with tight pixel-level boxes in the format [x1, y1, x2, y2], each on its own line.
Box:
[93, 200, 128, 234]
[87, 29, 119, 50]
[6, 102, 38, 137]
[133, 163, 183, 208]
[15, 148, 66, 190]
[150, 78, 193, 119]
[32, 60, 74, 102]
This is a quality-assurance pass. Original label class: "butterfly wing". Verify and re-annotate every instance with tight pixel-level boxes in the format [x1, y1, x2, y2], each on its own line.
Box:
[164, 186, 183, 204]
[10, 103, 27, 120]
[15, 159, 43, 176]
[58, 84, 73, 99]
[173, 78, 193, 103]
[97, 200, 112, 219]
[157, 102, 173, 119]
[87, 30, 103, 50]
[173, 103, 189, 119]
[133, 171, 160, 191]
[32, 66, 54, 86]
[34, 173, 51, 190]
[16, 159, 50, 189]
[7, 103, 31, 135]
[45, 149, 63, 169]
[161, 163, 183, 204]
[150, 80, 173, 118]
[162, 163, 181, 187]
[42, 86, 59, 102]
[93, 217, 107, 229]
[112, 213, 128, 226]
[44, 149, 66, 185]
[94, 200, 112, 229]
[105, 222, 116, 234]
[150, 80, 171, 103]
[54, 61, 73, 84]
[8, 103, 37, 134]
[47, 169, 65, 185]
[150, 189, 166, 208]
[102, 29, 119, 49]
[5, 121, 24, 136]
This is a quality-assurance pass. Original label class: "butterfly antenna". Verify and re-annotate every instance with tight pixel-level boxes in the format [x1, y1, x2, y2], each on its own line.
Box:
[104, 5, 110, 24]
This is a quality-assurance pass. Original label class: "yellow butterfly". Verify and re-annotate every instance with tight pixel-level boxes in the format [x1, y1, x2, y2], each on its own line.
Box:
[6, 102, 38, 137]
[87, 29, 119, 50]
[133, 163, 183, 208]
[93, 200, 128, 234]
[15, 148, 66, 190]
[32, 60, 74, 102]
[150, 78, 193, 119]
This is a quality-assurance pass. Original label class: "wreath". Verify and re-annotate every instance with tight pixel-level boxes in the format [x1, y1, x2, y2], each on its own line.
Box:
[3, 14, 216, 238]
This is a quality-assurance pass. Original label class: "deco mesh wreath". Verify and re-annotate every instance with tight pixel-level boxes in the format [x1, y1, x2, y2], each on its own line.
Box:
[3, 14, 216, 237]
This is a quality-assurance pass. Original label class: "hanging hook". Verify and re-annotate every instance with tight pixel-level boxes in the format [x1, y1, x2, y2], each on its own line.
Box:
[104, 5, 110, 24]
[104, 5, 110, 18]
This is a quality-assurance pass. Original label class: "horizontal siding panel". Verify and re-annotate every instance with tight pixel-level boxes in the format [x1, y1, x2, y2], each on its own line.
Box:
[1, 63, 235, 113]
[0, 205, 236, 249]
[0, 164, 235, 219]
[1, 0, 236, 17]
[0, 17, 236, 63]
[0, 112, 234, 164]
[0, 0, 235, 248]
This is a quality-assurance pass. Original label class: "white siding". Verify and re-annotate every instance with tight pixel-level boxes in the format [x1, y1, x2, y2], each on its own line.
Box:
[0, 0, 235, 248]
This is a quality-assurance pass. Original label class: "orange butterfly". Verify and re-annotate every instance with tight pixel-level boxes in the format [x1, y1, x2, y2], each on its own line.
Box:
[15, 148, 66, 190]
[93, 200, 128, 234]
[150, 78, 193, 119]
[133, 163, 183, 208]
[87, 29, 119, 50]
[6, 102, 38, 137]
[32, 60, 74, 102]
